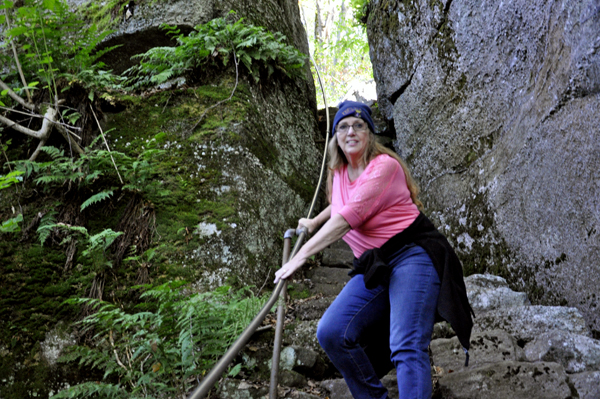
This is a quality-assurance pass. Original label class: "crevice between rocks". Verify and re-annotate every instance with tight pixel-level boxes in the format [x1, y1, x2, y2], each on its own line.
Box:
[390, 0, 454, 108]
[437, 0, 454, 32]
[390, 71, 415, 106]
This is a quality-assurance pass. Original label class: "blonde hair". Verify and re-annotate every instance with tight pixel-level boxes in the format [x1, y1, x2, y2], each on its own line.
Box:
[326, 131, 423, 209]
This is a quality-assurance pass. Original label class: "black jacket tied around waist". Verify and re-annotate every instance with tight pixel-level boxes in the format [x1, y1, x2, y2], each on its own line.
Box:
[350, 212, 475, 356]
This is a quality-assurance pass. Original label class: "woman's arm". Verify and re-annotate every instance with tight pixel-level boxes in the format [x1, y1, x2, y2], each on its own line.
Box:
[274, 212, 350, 283]
[298, 204, 331, 233]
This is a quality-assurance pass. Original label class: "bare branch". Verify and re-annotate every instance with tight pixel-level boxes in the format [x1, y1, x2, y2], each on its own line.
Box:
[0, 105, 84, 160]
[29, 138, 48, 161]
[89, 105, 123, 184]
[0, 105, 82, 133]
[0, 106, 55, 139]
[3, 8, 32, 103]
[0, 78, 35, 111]
[54, 123, 85, 156]
[109, 330, 129, 372]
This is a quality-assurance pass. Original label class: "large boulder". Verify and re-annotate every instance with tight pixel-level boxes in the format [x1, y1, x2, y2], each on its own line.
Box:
[366, 0, 600, 335]
[524, 330, 600, 373]
[80, 0, 323, 289]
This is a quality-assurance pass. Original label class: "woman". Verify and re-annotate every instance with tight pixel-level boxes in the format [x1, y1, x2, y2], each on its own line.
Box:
[274, 101, 473, 399]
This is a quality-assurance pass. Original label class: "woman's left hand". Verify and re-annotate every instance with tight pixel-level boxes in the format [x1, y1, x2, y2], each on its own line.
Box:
[274, 256, 305, 284]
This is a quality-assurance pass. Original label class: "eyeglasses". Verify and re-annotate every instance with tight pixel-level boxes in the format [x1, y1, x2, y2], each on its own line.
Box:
[337, 122, 367, 133]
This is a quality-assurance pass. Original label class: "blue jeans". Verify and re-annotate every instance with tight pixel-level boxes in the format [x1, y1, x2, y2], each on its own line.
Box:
[317, 244, 441, 399]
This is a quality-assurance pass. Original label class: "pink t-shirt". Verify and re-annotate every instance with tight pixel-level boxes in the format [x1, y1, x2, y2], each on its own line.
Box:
[331, 154, 420, 258]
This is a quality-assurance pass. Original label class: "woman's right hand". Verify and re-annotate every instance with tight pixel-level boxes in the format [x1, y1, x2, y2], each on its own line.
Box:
[297, 218, 317, 234]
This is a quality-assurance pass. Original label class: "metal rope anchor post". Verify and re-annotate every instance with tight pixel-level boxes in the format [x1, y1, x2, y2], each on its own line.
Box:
[187, 228, 308, 399]
[269, 228, 296, 399]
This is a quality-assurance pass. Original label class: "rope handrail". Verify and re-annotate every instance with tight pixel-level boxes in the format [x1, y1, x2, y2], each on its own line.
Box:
[186, 51, 331, 399]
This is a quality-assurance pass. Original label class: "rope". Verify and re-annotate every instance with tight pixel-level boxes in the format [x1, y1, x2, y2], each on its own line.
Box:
[187, 50, 331, 399]
[305, 51, 331, 219]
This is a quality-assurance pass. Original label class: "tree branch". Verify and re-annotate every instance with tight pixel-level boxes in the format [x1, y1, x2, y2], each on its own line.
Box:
[0, 106, 55, 139]
[29, 138, 48, 161]
[0, 105, 84, 160]
[3, 8, 32, 103]
[54, 123, 85, 157]
[0, 78, 36, 111]
[89, 105, 123, 184]
[0, 105, 82, 134]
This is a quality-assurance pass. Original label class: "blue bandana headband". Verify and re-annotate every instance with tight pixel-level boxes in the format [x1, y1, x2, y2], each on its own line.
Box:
[332, 101, 376, 136]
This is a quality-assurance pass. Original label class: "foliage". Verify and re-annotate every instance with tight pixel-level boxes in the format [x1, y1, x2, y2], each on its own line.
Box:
[0, 0, 120, 93]
[38, 223, 123, 270]
[300, 0, 374, 108]
[7, 142, 164, 247]
[13, 141, 165, 198]
[54, 282, 268, 398]
[0, 169, 23, 190]
[37, 209, 57, 244]
[349, 0, 370, 25]
[80, 190, 113, 212]
[125, 16, 307, 88]
[0, 133, 24, 233]
[0, 212, 22, 233]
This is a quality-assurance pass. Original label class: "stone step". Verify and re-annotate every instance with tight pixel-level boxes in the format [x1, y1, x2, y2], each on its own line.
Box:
[523, 330, 600, 374]
[473, 305, 590, 342]
[431, 330, 525, 374]
[288, 266, 350, 298]
[436, 361, 576, 399]
[320, 239, 354, 268]
[292, 296, 336, 321]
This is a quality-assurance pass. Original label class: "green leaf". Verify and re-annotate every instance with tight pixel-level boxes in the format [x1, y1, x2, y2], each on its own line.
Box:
[43, 0, 56, 10]
[80, 190, 113, 212]
[0, 214, 23, 234]
[228, 363, 242, 377]
[7, 26, 28, 37]
[0, 171, 24, 190]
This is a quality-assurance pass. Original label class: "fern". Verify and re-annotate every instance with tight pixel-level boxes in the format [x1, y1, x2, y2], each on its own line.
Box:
[80, 190, 113, 212]
[0, 170, 24, 190]
[125, 16, 306, 88]
[37, 210, 58, 245]
[40, 146, 65, 160]
[82, 228, 123, 259]
[57, 283, 268, 397]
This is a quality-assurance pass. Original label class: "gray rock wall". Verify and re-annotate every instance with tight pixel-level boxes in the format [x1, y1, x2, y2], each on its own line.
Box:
[367, 0, 600, 335]
[74, 0, 322, 289]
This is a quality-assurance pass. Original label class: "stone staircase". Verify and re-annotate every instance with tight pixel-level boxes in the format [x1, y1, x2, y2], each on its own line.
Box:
[217, 240, 600, 399]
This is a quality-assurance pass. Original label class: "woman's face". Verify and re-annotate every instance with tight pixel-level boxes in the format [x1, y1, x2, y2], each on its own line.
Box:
[336, 116, 369, 161]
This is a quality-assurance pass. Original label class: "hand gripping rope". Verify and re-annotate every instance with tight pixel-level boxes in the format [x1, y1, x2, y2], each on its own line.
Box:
[187, 51, 331, 399]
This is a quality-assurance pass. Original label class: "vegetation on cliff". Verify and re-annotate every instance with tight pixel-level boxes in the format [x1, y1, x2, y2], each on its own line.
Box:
[0, 0, 315, 397]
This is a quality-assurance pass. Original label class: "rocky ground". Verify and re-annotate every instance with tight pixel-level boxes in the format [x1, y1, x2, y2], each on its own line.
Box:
[216, 240, 600, 399]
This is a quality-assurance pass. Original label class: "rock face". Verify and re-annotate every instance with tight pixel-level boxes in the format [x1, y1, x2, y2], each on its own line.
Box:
[79, 0, 323, 289]
[366, 0, 600, 335]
